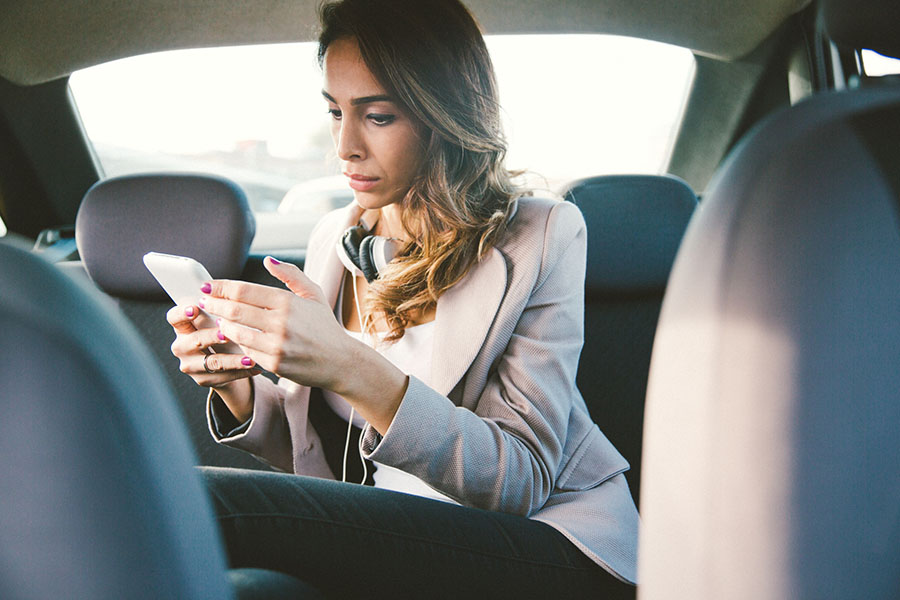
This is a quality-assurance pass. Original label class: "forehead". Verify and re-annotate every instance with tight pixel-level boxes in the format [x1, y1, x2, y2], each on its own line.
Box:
[322, 37, 387, 100]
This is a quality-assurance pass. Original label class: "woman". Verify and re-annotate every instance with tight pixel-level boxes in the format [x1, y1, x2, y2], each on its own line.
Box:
[167, 0, 639, 596]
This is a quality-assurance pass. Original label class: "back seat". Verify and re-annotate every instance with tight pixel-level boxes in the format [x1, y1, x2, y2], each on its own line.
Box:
[68, 173, 278, 470]
[63, 170, 698, 493]
[562, 174, 697, 506]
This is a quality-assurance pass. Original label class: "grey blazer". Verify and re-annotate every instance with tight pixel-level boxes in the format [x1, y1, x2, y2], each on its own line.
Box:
[208, 196, 640, 583]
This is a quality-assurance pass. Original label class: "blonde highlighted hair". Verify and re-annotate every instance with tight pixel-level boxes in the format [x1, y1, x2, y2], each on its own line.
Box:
[318, 0, 522, 342]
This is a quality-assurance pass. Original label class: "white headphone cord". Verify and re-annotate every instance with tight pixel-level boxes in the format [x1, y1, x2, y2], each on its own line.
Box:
[341, 271, 369, 485]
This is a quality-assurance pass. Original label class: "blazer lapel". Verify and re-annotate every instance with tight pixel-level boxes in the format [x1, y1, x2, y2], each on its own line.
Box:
[430, 247, 507, 396]
[307, 202, 367, 308]
[307, 202, 509, 396]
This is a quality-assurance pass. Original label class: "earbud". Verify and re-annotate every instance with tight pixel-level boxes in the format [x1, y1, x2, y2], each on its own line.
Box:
[336, 224, 401, 282]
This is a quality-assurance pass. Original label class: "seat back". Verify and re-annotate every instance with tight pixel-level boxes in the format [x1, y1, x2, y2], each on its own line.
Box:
[562, 174, 697, 506]
[0, 237, 232, 599]
[638, 18, 900, 597]
[74, 173, 269, 469]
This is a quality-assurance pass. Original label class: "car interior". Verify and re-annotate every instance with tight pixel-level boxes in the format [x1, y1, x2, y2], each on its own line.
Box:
[1, 0, 898, 598]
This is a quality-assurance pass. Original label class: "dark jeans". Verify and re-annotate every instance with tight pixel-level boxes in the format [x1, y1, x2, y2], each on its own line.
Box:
[202, 467, 636, 600]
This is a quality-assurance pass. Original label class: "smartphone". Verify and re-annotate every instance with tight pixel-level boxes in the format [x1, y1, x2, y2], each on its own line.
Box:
[142, 252, 244, 354]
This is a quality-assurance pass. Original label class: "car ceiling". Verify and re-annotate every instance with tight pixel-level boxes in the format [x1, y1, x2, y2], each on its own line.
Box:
[2, 0, 811, 86]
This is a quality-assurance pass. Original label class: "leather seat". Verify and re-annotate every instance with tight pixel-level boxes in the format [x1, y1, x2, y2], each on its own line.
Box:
[563, 174, 697, 505]
[639, 1, 900, 596]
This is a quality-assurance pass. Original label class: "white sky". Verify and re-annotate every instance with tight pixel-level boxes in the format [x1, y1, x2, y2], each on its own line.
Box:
[69, 35, 695, 187]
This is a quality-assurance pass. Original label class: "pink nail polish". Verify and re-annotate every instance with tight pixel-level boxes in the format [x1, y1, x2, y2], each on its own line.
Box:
[185, 307, 194, 317]
[268, 256, 281, 265]
[198, 299, 205, 309]
[201, 282, 212, 294]
[241, 356, 253, 366]
[217, 331, 226, 341]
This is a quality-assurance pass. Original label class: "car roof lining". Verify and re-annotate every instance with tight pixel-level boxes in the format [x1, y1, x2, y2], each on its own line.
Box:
[1, 0, 811, 86]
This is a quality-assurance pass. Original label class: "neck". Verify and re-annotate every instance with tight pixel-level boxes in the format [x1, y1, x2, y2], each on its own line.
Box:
[374, 203, 408, 240]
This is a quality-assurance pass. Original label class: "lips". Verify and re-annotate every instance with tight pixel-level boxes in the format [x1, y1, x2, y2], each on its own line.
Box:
[344, 172, 380, 192]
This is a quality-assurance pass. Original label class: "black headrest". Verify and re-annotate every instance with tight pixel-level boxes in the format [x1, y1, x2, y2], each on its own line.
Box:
[76, 173, 255, 299]
[823, 0, 900, 58]
[561, 174, 698, 297]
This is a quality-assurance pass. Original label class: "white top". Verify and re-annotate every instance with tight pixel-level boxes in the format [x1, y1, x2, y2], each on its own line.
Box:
[321, 275, 458, 504]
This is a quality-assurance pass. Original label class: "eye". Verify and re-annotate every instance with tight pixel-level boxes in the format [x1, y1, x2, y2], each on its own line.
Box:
[368, 113, 396, 126]
[328, 108, 342, 121]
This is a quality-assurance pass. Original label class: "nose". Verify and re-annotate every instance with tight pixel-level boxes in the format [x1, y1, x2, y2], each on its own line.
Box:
[335, 119, 365, 161]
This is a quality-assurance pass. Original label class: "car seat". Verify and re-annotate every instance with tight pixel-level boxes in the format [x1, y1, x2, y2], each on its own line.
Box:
[638, 0, 900, 596]
[562, 174, 697, 506]
[72, 173, 272, 470]
[0, 236, 234, 598]
[0, 236, 324, 599]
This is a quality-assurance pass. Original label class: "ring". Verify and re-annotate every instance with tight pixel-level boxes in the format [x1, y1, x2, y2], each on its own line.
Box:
[203, 353, 216, 374]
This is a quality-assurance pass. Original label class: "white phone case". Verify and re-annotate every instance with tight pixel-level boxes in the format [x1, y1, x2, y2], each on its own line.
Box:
[142, 252, 244, 354]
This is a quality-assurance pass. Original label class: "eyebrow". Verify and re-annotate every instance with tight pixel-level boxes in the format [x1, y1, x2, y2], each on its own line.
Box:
[321, 90, 394, 106]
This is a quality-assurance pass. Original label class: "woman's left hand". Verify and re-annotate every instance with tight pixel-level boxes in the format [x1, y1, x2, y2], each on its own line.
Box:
[199, 257, 350, 392]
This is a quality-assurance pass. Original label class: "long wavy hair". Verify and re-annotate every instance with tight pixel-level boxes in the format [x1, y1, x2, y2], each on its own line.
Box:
[318, 0, 521, 342]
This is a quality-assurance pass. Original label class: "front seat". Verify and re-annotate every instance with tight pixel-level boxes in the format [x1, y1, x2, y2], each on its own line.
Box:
[638, 1, 900, 597]
[0, 236, 233, 598]
[0, 237, 321, 599]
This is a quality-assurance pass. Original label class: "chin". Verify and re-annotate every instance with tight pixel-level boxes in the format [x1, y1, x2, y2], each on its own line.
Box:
[352, 191, 397, 211]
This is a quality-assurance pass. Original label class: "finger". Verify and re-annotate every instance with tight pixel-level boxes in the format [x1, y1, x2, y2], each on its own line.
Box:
[200, 368, 263, 388]
[264, 256, 327, 303]
[167, 304, 201, 334]
[171, 327, 235, 357]
[199, 296, 274, 331]
[216, 319, 281, 357]
[182, 352, 257, 376]
[203, 279, 290, 311]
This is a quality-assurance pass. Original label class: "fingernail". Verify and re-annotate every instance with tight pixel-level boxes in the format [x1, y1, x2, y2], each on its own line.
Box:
[185, 306, 194, 317]
[198, 299, 206, 309]
[217, 331, 226, 341]
[201, 282, 212, 294]
[241, 356, 253, 366]
[216, 318, 222, 326]
[267, 256, 281, 265]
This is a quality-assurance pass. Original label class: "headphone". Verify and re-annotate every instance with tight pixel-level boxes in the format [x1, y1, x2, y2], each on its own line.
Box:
[335, 224, 402, 283]
[335, 221, 403, 484]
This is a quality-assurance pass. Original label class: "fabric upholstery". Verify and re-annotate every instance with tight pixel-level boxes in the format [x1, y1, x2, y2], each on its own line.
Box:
[0, 237, 232, 599]
[639, 86, 900, 598]
[76, 173, 255, 299]
[563, 174, 697, 505]
[561, 174, 697, 297]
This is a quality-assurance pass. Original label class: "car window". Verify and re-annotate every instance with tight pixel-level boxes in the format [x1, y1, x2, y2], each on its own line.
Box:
[69, 36, 695, 251]
[860, 49, 900, 76]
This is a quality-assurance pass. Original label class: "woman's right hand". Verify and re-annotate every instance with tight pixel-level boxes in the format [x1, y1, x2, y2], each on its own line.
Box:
[167, 304, 258, 421]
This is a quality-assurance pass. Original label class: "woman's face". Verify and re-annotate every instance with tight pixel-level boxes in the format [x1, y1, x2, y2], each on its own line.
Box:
[323, 37, 424, 211]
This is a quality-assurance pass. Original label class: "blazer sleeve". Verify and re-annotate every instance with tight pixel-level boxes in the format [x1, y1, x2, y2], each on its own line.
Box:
[206, 375, 295, 472]
[359, 201, 588, 516]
